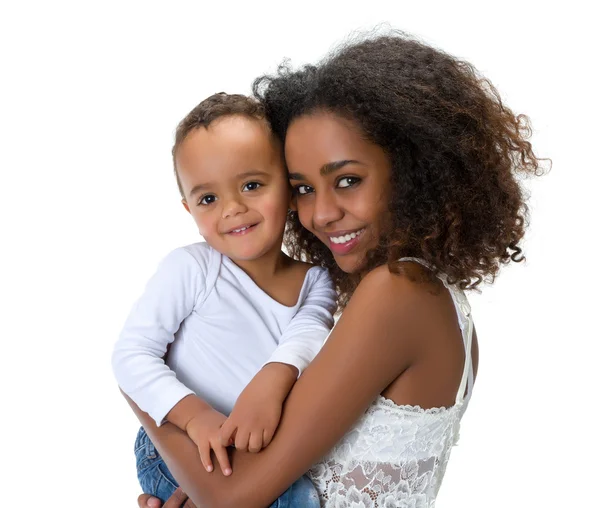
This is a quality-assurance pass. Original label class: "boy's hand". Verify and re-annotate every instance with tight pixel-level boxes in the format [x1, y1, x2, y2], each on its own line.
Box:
[185, 408, 232, 476]
[221, 388, 283, 453]
[165, 394, 232, 476]
[220, 362, 298, 452]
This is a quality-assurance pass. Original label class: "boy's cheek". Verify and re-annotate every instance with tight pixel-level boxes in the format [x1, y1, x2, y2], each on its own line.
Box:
[261, 193, 292, 222]
[190, 213, 215, 238]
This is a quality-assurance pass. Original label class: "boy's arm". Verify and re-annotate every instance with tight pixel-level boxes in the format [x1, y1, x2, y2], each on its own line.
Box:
[113, 246, 233, 474]
[264, 268, 337, 375]
[165, 393, 213, 431]
[111, 247, 205, 427]
[166, 393, 232, 475]
[220, 269, 335, 452]
[220, 362, 297, 451]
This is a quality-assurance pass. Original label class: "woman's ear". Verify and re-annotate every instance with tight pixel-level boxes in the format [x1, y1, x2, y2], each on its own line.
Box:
[182, 199, 191, 214]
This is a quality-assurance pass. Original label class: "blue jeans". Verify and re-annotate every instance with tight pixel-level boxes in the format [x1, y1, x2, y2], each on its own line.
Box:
[135, 427, 320, 507]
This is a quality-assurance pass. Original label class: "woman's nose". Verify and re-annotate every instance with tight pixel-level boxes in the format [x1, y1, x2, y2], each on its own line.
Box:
[312, 190, 344, 229]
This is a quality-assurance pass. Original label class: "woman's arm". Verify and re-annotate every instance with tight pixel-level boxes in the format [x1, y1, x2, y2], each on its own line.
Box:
[127, 266, 426, 508]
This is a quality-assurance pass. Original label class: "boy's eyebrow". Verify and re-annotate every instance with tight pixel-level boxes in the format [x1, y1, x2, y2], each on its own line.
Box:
[288, 160, 363, 180]
[188, 183, 211, 198]
[236, 170, 272, 180]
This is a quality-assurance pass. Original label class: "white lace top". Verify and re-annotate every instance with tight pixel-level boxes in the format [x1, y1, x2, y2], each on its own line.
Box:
[308, 258, 474, 507]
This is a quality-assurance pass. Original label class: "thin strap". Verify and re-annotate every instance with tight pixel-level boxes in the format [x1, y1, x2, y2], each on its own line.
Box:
[397, 256, 433, 269]
[397, 257, 473, 404]
[455, 312, 473, 404]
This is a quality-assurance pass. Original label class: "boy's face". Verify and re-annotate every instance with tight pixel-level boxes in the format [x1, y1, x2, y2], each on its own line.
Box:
[176, 115, 290, 263]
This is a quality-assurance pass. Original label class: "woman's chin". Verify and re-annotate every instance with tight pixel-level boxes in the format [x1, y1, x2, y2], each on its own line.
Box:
[333, 253, 367, 274]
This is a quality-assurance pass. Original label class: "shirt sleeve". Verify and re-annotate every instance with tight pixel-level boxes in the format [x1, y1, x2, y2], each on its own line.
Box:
[111, 247, 207, 426]
[265, 268, 337, 375]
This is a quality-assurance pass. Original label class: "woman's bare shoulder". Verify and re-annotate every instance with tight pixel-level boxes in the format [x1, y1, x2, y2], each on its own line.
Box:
[323, 264, 442, 360]
[337, 262, 459, 357]
[352, 262, 446, 317]
[350, 262, 473, 406]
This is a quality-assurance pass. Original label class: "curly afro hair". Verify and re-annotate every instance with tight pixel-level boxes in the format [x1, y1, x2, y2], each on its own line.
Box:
[253, 31, 546, 305]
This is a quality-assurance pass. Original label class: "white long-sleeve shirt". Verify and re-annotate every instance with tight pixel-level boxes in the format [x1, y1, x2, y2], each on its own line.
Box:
[112, 242, 336, 426]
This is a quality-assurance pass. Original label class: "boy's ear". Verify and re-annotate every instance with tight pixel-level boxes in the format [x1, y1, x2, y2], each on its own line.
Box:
[182, 199, 191, 214]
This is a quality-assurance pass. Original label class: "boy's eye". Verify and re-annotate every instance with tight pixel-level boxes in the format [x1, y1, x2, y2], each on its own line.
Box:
[199, 194, 217, 206]
[337, 176, 361, 188]
[295, 184, 314, 196]
[242, 181, 262, 192]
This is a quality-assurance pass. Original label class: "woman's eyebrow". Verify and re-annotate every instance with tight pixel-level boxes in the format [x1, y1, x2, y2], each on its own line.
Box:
[321, 159, 362, 176]
[288, 160, 363, 180]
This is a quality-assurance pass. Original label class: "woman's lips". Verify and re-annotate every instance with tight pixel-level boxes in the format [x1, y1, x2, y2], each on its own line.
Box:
[326, 228, 365, 255]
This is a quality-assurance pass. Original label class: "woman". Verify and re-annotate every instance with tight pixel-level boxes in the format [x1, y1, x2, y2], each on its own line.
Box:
[132, 31, 541, 507]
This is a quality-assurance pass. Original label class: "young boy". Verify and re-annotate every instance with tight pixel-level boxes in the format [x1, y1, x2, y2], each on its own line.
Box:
[112, 93, 335, 506]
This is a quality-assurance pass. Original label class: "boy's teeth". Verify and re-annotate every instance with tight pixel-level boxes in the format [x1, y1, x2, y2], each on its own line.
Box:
[331, 229, 364, 244]
[233, 226, 248, 233]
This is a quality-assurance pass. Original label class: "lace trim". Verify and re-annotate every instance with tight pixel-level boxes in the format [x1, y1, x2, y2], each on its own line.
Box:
[373, 395, 462, 415]
[309, 395, 468, 507]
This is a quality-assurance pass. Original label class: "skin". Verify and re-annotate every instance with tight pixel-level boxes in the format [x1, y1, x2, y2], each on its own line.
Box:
[132, 111, 480, 508]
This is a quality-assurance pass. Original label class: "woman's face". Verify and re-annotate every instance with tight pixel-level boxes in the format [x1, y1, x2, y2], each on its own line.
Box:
[285, 111, 392, 273]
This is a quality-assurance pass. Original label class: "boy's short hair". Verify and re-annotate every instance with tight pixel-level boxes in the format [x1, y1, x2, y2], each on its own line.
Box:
[173, 93, 266, 197]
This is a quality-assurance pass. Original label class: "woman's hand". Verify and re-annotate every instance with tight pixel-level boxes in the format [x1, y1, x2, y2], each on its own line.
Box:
[137, 488, 197, 508]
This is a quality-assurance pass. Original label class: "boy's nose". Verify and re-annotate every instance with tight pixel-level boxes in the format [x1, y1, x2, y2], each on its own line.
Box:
[222, 197, 248, 219]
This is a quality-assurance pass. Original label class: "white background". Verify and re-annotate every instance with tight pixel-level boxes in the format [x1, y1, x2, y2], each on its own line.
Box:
[1, 1, 598, 506]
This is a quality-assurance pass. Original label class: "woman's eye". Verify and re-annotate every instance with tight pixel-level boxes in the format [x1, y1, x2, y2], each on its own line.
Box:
[199, 194, 217, 205]
[337, 176, 361, 188]
[243, 181, 262, 192]
[295, 184, 314, 196]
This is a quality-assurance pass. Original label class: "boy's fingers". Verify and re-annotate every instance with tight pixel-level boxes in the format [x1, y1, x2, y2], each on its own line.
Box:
[248, 431, 262, 453]
[234, 428, 250, 452]
[198, 442, 213, 472]
[220, 420, 236, 447]
[263, 428, 274, 448]
[212, 443, 232, 476]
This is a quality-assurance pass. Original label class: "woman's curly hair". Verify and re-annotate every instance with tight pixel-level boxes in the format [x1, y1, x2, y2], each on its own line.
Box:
[253, 31, 546, 305]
